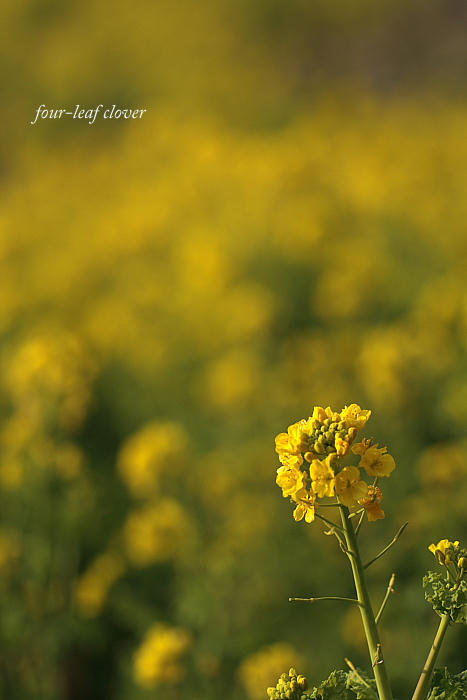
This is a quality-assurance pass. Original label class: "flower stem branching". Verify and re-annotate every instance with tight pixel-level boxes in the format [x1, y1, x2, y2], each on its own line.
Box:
[289, 595, 362, 605]
[375, 573, 396, 625]
[363, 522, 408, 570]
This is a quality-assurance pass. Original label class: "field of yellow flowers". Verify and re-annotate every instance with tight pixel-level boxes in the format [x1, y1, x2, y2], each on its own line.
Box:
[1, 1, 467, 698]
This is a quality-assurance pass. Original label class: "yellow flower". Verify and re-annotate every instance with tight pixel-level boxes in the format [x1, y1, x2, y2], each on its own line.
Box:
[75, 552, 125, 617]
[428, 539, 460, 564]
[335, 427, 358, 456]
[278, 452, 303, 469]
[133, 624, 191, 688]
[275, 432, 294, 456]
[340, 404, 371, 430]
[312, 406, 327, 422]
[358, 445, 396, 478]
[351, 439, 373, 456]
[292, 488, 316, 523]
[309, 455, 336, 498]
[276, 466, 306, 498]
[335, 467, 368, 508]
[358, 486, 385, 521]
[287, 420, 310, 453]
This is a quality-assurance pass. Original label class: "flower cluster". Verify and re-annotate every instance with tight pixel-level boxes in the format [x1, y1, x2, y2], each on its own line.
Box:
[425, 538, 467, 624]
[275, 404, 396, 523]
[266, 668, 309, 700]
[428, 539, 467, 572]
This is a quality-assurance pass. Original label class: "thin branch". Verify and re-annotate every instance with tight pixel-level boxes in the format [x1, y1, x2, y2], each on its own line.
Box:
[375, 573, 396, 624]
[315, 512, 345, 533]
[289, 595, 362, 606]
[345, 658, 371, 688]
[355, 509, 366, 536]
[363, 523, 408, 570]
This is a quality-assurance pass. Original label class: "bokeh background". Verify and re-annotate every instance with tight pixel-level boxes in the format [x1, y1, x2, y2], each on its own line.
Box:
[1, 0, 467, 698]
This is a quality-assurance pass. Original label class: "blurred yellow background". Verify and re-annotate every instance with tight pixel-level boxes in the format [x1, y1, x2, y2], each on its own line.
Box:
[1, 0, 467, 698]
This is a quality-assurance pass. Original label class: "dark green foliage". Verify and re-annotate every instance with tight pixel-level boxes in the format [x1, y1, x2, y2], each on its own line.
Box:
[427, 668, 467, 699]
[424, 572, 467, 624]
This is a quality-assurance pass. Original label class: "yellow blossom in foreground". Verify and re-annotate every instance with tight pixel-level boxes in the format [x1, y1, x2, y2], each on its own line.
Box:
[276, 465, 306, 498]
[335, 427, 358, 456]
[358, 485, 385, 521]
[358, 445, 396, 478]
[292, 488, 316, 523]
[309, 455, 336, 498]
[133, 623, 191, 688]
[335, 467, 368, 508]
[340, 404, 371, 430]
[351, 439, 373, 456]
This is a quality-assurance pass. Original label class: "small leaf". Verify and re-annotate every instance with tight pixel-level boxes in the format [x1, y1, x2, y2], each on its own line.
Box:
[427, 667, 467, 699]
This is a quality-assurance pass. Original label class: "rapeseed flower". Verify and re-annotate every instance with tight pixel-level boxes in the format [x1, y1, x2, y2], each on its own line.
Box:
[358, 485, 385, 521]
[275, 404, 395, 524]
[309, 455, 336, 498]
[276, 466, 306, 498]
[292, 488, 316, 523]
[354, 443, 396, 478]
[335, 467, 368, 508]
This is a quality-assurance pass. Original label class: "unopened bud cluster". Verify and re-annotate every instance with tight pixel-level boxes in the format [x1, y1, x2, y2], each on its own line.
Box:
[266, 668, 309, 700]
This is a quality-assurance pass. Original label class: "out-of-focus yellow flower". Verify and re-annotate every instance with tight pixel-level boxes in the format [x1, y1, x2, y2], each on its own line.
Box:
[75, 551, 125, 617]
[335, 467, 368, 508]
[276, 466, 306, 499]
[133, 623, 191, 688]
[238, 642, 305, 700]
[357, 445, 396, 478]
[123, 499, 190, 566]
[292, 488, 316, 523]
[340, 404, 371, 430]
[5, 332, 95, 430]
[117, 421, 187, 497]
[309, 455, 336, 498]
[358, 485, 385, 521]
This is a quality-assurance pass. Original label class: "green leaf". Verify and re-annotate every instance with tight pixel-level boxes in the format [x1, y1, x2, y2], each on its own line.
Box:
[346, 669, 379, 700]
[307, 669, 377, 700]
[427, 667, 467, 699]
[312, 670, 354, 700]
[424, 571, 467, 624]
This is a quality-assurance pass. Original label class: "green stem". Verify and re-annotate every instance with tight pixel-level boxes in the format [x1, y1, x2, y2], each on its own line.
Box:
[289, 595, 361, 605]
[340, 507, 393, 700]
[363, 522, 408, 570]
[411, 614, 450, 700]
[375, 573, 396, 624]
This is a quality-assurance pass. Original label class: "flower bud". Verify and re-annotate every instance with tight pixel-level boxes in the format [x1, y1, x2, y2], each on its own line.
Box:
[435, 549, 446, 565]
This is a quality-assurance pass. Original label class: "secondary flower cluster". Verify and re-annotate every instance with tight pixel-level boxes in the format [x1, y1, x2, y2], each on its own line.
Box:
[275, 404, 396, 524]
[428, 539, 467, 572]
[425, 538, 467, 624]
[267, 668, 309, 700]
